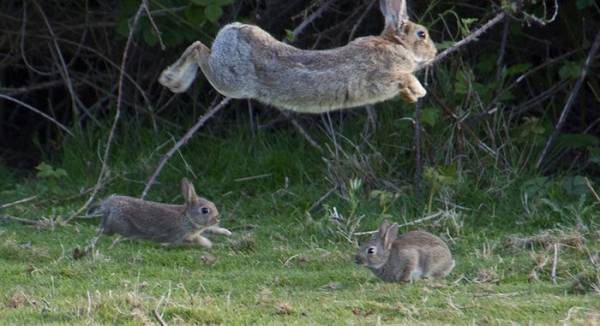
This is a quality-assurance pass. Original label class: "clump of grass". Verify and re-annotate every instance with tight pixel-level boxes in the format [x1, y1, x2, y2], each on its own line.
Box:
[504, 228, 586, 250]
[228, 233, 257, 253]
[568, 271, 600, 295]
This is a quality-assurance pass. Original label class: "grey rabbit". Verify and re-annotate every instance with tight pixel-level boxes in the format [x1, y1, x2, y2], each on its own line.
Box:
[91, 178, 231, 248]
[355, 221, 455, 283]
[159, 0, 437, 113]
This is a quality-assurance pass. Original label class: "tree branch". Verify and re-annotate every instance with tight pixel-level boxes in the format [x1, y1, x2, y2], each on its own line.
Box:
[536, 30, 600, 169]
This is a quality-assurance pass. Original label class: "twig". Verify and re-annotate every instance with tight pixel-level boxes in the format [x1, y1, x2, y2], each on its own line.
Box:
[308, 185, 338, 212]
[536, 30, 600, 169]
[0, 195, 38, 209]
[281, 111, 323, 152]
[0, 215, 39, 225]
[551, 243, 559, 285]
[414, 100, 423, 207]
[496, 16, 510, 82]
[291, 0, 337, 39]
[354, 211, 444, 235]
[349, 0, 377, 41]
[141, 98, 231, 198]
[424, 12, 507, 69]
[153, 309, 167, 326]
[142, 0, 166, 50]
[1, 80, 66, 96]
[584, 177, 600, 204]
[33, 0, 91, 124]
[0, 94, 73, 136]
[64, 2, 146, 224]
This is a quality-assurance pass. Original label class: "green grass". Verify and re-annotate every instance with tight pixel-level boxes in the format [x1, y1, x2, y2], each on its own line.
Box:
[1, 116, 599, 324]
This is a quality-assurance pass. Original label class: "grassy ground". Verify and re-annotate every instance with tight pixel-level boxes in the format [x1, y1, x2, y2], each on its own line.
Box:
[1, 117, 599, 324]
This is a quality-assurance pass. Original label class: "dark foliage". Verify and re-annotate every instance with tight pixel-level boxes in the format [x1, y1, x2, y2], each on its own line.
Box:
[0, 0, 599, 173]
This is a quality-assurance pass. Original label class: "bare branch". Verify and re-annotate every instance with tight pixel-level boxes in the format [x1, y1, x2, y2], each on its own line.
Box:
[424, 12, 507, 70]
[64, 1, 147, 224]
[536, 30, 600, 169]
[141, 98, 232, 199]
[291, 0, 337, 39]
[0, 93, 73, 136]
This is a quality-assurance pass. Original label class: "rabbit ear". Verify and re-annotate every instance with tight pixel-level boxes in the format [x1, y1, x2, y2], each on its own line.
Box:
[379, 0, 408, 31]
[181, 178, 199, 205]
[383, 223, 399, 250]
[378, 221, 391, 238]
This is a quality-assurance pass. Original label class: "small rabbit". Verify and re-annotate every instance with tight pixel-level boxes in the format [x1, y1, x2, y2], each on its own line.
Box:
[90, 178, 231, 248]
[159, 0, 437, 114]
[355, 222, 454, 283]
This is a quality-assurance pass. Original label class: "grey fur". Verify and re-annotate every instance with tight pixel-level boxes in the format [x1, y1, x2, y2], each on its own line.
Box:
[94, 178, 231, 248]
[159, 0, 436, 114]
[355, 222, 455, 283]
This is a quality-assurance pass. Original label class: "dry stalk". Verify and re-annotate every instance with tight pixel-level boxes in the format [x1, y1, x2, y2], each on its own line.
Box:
[0, 195, 38, 209]
[354, 211, 444, 236]
[141, 97, 231, 198]
[0, 94, 73, 136]
[551, 243, 559, 285]
[64, 1, 147, 224]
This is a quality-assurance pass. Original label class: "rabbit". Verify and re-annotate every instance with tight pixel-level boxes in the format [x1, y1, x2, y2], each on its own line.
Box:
[158, 0, 437, 114]
[90, 178, 231, 248]
[355, 221, 455, 283]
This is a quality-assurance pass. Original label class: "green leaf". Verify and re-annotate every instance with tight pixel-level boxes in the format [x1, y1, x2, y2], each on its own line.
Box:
[576, 0, 595, 10]
[204, 5, 223, 23]
[557, 134, 600, 150]
[185, 6, 207, 25]
[421, 107, 440, 128]
[35, 162, 67, 179]
[191, 0, 211, 5]
[435, 40, 454, 51]
[589, 148, 600, 165]
[459, 18, 478, 36]
[284, 29, 296, 43]
[454, 70, 472, 95]
[559, 61, 581, 80]
[521, 177, 549, 198]
[143, 28, 159, 47]
[505, 63, 531, 77]
[562, 176, 588, 196]
[192, 0, 235, 5]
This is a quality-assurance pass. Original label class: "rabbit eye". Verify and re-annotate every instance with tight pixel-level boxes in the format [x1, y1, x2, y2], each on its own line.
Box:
[367, 247, 376, 254]
[416, 31, 426, 39]
[201, 207, 210, 214]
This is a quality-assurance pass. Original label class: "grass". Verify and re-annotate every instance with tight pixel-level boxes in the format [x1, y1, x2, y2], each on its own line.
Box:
[1, 114, 599, 324]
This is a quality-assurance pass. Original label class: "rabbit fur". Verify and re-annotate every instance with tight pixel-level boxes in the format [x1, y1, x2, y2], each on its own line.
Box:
[159, 0, 437, 113]
[355, 222, 454, 283]
[92, 178, 231, 248]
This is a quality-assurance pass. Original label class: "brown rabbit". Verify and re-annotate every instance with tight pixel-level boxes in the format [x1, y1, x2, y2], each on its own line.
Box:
[91, 178, 231, 248]
[159, 0, 437, 113]
[355, 221, 454, 283]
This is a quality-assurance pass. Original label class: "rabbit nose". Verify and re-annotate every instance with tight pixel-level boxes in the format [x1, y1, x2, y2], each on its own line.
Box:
[354, 255, 363, 265]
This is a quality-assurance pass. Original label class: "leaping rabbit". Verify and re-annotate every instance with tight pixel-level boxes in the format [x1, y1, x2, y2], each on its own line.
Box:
[159, 0, 437, 114]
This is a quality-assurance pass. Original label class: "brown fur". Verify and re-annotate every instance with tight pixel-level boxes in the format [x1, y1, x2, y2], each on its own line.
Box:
[159, 0, 436, 113]
[93, 178, 231, 248]
[355, 222, 455, 283]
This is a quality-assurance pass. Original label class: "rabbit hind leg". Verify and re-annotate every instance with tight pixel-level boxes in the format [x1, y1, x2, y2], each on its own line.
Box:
[159, 41, 210, 93]
[398, 250, 420, 283]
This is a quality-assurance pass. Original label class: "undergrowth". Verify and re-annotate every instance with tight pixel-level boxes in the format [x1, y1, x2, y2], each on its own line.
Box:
[1, 111, 599, 324]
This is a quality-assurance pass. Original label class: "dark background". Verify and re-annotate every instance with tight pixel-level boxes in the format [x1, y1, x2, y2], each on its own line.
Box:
[1, 0, 599, 175]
